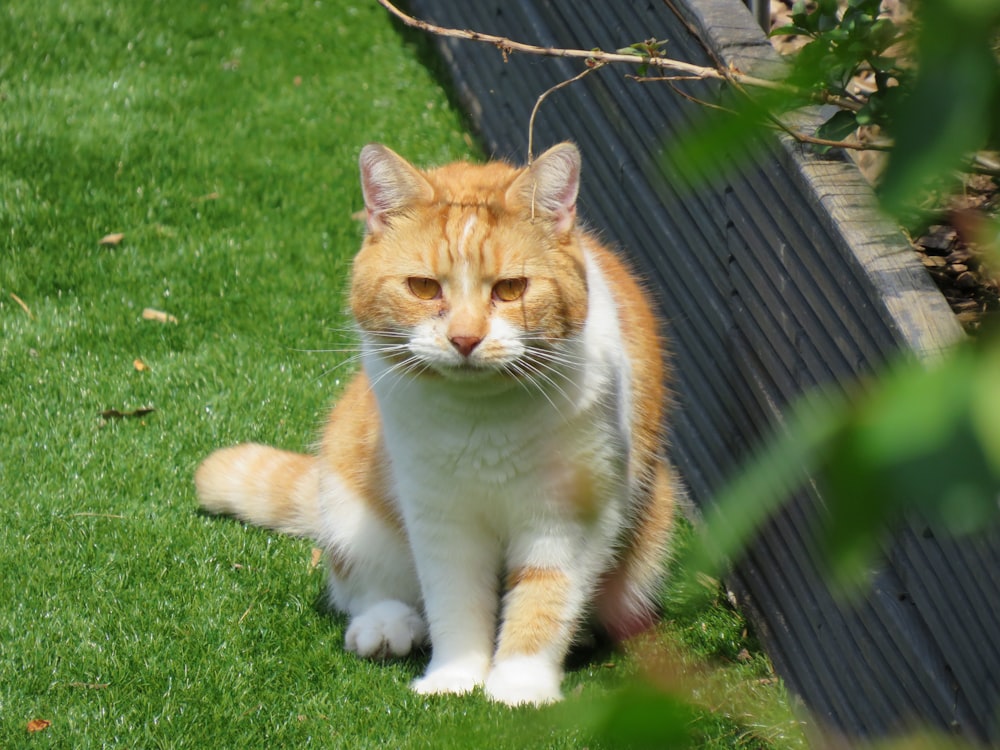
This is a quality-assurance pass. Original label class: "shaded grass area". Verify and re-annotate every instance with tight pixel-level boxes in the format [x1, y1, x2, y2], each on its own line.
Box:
[0, 1, 803, 746]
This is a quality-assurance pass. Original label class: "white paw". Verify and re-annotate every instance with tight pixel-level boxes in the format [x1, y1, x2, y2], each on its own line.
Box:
[411, 656, 489, 697]
[485, 656, 563, 707]
[345, 600, 427, 659]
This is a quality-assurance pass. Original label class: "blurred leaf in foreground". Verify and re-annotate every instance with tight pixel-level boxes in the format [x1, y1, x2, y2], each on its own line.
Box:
[684, 330, 1000, 591]
[876, 0, 1000, 215]
[558, 682, 697, 749]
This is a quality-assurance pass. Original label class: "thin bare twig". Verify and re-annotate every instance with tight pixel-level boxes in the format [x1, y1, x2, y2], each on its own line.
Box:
[377, 0, 895, 157]
[778, 125, 893, 153]
[647, 78, 740, 116]
[527, 64, 604, 163]
[376, 0, 793, 94]
[628, 74, 717, 84]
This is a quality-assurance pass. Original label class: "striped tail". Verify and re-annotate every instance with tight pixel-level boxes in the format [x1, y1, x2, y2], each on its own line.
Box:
[195, 443, 321, 538]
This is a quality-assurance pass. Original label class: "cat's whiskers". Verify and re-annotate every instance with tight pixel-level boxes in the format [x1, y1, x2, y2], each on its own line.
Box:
[366, 352, 431, 396]
[503, 354, 579, 418]
[297, 328, 416, 386]
[293, 344, 366, 385]
[312, 355, 365, 385]
[523, 347, 585, 376]
[520, 341, 585, 389]
[517, 335, 586, 366]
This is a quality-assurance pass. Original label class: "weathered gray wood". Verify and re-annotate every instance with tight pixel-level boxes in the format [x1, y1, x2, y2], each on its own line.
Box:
[409, 0, 997, 740]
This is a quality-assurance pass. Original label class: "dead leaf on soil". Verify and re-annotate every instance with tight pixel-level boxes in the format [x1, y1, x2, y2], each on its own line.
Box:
[26, 718, 51, 733]
[133, 358, 150, 372]
[142, 308, 178, 324]
[99, 232, 125, 246]
[99, 406, 156, 420]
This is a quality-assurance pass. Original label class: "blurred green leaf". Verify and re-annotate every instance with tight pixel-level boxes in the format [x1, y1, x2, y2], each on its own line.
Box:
[553, 682, 697, 749]
[971, 341, 1000, 489]
[684, 336, 1000, 591]
[663, 87, 805, 186]
[877, 1, 1000, 214]
[681, 390, 845, 586]
[878, 52, 997, 213]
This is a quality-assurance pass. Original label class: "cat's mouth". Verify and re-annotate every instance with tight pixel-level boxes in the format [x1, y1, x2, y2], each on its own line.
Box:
[433, 358, 504, 380]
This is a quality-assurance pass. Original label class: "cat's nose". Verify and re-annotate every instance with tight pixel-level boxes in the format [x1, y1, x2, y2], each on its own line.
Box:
[449, 335, 482, 358]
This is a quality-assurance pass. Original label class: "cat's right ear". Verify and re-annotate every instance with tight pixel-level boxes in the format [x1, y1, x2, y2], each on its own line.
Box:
[359, 144, 434, 235]
[506, 142, 581, 236]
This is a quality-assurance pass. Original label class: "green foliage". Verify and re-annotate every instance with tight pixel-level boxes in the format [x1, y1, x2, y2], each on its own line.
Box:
[777, 0, 905, 111]
[670, 0, 1000, 219]
[772, 0, 1000, 215]
[776, 0, 911, 155]
[615, 38, 668, 76]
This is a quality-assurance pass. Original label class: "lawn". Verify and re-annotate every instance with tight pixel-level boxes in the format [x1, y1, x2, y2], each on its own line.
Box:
[0, 1, 804, 746]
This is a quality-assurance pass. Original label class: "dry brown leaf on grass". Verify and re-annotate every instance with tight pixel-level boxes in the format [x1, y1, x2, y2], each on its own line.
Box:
[9, 292, 35, 320]
[99, 232, 125, 246]
[133, 358, 150, 372]
[26, 718, 51, 733]
[142, 308, 178, 324]
[99, 406, 156, 420]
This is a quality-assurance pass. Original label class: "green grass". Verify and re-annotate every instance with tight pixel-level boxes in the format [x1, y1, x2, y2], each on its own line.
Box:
[0, 1, 804, 747]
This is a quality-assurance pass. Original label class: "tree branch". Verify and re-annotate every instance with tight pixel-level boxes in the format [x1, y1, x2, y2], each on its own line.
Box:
[376, 0, 895, 157]
[376, 0, 795, 95]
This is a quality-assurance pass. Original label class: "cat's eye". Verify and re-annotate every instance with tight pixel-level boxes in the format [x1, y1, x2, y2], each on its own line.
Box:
[492, 277, 528, 302]
[407, 277, 442, 300]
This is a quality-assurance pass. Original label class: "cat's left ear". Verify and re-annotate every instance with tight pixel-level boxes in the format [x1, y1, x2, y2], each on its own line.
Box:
[359, 144, 434, 234]
[507, 142, 581, 236]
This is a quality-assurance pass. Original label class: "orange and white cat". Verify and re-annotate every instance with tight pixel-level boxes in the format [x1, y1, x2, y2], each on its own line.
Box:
[195, 142, 677, 706]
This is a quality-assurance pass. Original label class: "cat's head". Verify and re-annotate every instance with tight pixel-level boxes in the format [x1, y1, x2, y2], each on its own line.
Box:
[349, 143, 589, 383]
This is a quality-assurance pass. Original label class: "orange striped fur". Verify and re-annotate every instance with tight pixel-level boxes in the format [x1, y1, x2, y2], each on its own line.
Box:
[195, 143, 678, 706]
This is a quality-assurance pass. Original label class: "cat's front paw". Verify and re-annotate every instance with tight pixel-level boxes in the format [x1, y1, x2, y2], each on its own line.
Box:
[485, 656, 563, 707]
[411, 656, 489, 697]
[345, 600, 427, 659]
